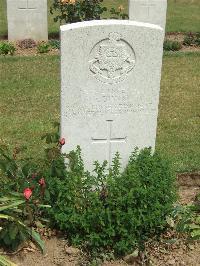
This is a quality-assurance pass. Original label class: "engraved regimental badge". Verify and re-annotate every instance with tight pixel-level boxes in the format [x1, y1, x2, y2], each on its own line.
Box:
[89, 32, 136, 84]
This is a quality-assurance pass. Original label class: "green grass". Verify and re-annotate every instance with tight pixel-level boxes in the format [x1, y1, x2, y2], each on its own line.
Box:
[0, 53, 199, 173]
[166, 0, 200, 33]
[0, 0, 199, 38]
[0, 56, 60, 160]
[157, 52, 200, 172]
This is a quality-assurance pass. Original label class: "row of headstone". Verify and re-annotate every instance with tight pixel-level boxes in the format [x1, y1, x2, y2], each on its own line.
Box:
[61, 1, 167, 170]
[7, 0, 168, 171]
[7, 0, 48, 40]
[7, 0, 167, 41]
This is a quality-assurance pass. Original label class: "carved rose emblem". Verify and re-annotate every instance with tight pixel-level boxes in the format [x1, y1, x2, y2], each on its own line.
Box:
[89, 32, 135, 84]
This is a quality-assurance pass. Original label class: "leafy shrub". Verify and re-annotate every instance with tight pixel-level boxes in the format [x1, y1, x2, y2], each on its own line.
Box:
[37, 42, 50, 53]
[0, 42, 16, 55]
[45, 146, 177, 256]
[0, 124, 177, 256]
[49, 39, 60, 50]
[183, 33, 195, 46]
[50, 0, 107, 24]
[0, 193, 45, 252]
[163, 40, 182, 51]
[110, 6, 128, 20]
[194, 32, 200, 46]
[18, 39, 37, 49]
[183, 32, 200, 46]
[170, 203, 200, 240]
[0, 145, 50, 251]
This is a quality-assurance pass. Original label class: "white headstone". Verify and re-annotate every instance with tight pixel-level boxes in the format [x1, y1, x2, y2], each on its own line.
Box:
[61, 20, 164, 171]
[129, 0, 167, 31]
[7, 0, 48, 40]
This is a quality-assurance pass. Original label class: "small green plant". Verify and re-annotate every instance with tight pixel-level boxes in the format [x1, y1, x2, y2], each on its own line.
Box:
[169, 202, 200, 240]
[183, 32, 200, 46]
[183, 33, 195, 46]
[37, 42, 50, 53]
[49, 39, 60, 50]
[0, 144, 50, 252]
[0, 193, 46, 252]
[194, 32, 200, 46]
[50, 0, 107, 24]
[110, 6, 128, 20]
[0, 42, 16, 55]
[163, 40, 182, 51]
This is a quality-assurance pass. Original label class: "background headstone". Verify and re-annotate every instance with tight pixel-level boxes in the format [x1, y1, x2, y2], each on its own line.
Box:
[61, 20, 164, 171]
[129, 0, 167, 31]
[7, 0, 48, 40]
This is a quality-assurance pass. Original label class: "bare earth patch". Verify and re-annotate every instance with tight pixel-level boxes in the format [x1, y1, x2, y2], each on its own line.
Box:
[14, 42, 59, 56]
[0, 33, 200, 57]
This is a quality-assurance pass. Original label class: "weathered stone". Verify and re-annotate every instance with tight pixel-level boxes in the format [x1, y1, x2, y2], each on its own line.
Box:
[7, 0, 48, 40]
[60, 20, 164, 171]
[129, 0, 167, 31]
[65, 246, 80, 256]
[168, 259, 176, 265]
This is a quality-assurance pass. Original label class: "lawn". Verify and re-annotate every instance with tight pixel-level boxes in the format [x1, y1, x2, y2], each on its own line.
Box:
[0, 0, 200, 38]
[0, 52, 199, 173]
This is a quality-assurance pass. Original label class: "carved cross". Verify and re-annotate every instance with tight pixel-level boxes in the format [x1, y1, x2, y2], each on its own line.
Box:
[141, 0, 156, 19]
[91, 120, 127, 167]
[18, 0, 37, 32]
[18, 0, 36, 10]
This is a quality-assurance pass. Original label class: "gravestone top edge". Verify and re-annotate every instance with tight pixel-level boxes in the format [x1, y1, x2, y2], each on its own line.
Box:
[60, 19, 163, 32]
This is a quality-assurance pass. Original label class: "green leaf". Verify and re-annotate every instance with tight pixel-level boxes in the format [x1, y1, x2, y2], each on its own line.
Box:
[0, 214, 13, 221]
[0, 199, 25, 211]
[191, 229, 200, 238]
[0, 255, 17, 266]
[26, 228, 45, 254]
[8, 224, 19, 240]
[189, 223, 200, 230]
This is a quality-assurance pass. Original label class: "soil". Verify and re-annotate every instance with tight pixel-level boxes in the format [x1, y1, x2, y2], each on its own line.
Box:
[2, 172, 199, 266]
[14, 42, 59, 56]
[1, 33, 200, 57]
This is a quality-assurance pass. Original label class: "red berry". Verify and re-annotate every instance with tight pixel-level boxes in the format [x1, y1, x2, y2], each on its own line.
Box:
[59, 138, 65, 146]
[23, 188, 32, 200]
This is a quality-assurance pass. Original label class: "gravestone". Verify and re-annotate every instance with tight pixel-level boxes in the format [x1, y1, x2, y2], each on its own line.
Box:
[61, 20, 164, 170]
[7, 0, 48, 40]
[129, 0, 167, 31]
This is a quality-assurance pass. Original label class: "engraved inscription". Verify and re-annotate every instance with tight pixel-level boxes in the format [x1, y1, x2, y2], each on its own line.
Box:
[89, 32, 136, 84]
[63, 102, 155, 118]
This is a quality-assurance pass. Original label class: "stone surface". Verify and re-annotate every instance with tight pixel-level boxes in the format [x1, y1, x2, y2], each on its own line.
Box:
[65, 246, 80, 256]
[61, 20, 164, 171]
[129, 0, 167, 31]
[7, 0, 48, 40]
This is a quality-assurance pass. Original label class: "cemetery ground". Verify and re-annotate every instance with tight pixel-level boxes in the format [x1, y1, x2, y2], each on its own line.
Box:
[0, 1, 200, 265]
[5, 185, 200, 266]
[0, 0, 200, 38]
[1, 53, 199, 173]
[0, 51, 200, 265]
